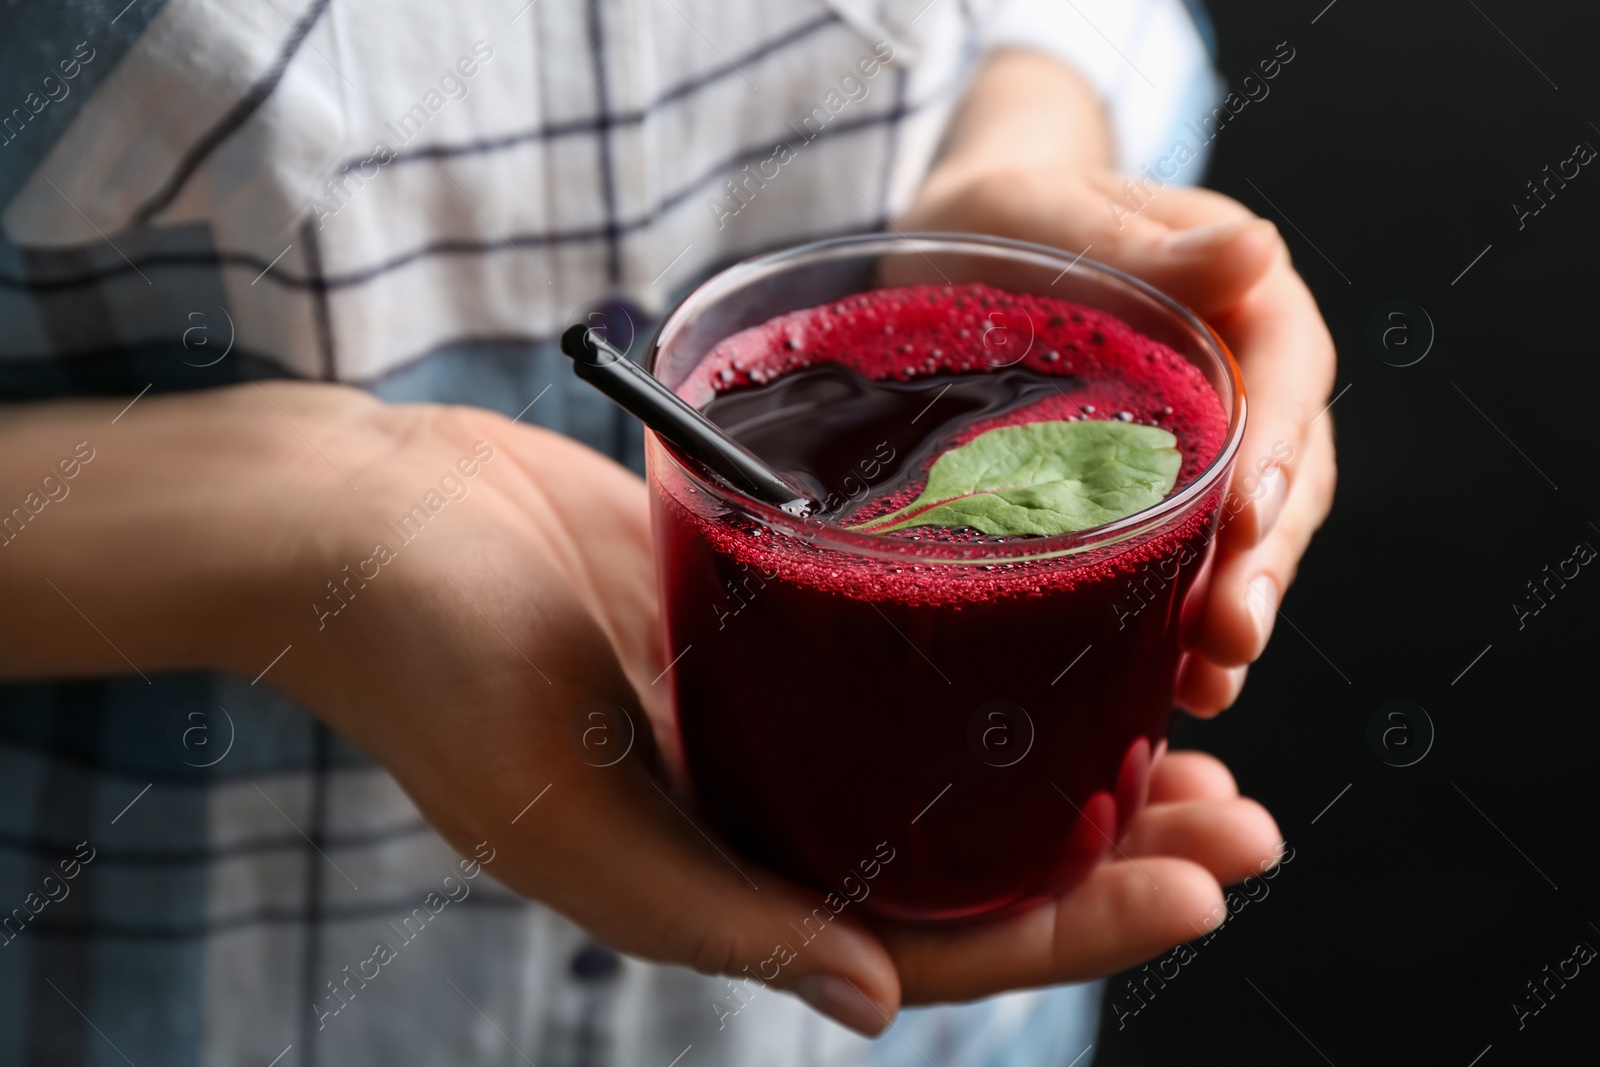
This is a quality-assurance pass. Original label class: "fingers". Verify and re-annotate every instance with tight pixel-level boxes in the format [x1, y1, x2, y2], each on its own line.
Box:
[1117, 180, 1257, 230]
[1060, 174, 1282, 318]
[1175, 656, 1247, 718]
[905, 167, 1335, 558]
[1122, 798, 1282, 887]
[1194, 415, 1338, 667]
[1073, 177, 1337, 554]
[1212, 263, 1338, 552]
[1148, 750, 1238, 804]
[882, 858, 1225, 1003]
[1176, 383, 1336, 712]
[1128, 219, 1283, 321]
[879, 751, 1276, 1004]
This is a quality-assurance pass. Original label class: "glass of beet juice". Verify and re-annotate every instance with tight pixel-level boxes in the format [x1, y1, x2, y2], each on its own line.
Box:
[646, 234, 1244, 921]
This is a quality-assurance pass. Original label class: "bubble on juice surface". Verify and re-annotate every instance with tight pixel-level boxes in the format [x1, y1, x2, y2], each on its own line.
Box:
[659, 282, 1230, 605]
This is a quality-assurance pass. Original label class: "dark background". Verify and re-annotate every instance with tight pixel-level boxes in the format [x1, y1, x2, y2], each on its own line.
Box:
[1094, 2, 1600, 1065]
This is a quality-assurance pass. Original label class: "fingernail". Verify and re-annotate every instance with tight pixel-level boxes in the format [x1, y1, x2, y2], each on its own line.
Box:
[792, 975, 889, 1036]
[1246, 574, 1279, 650]
[1165, 219, 1262, 253]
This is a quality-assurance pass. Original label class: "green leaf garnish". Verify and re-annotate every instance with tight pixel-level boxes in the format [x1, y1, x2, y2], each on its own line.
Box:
[847, 420, 1181, 537]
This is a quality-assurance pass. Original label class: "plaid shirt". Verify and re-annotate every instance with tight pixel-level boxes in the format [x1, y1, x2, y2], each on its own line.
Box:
[0, 1, 1218, 1064]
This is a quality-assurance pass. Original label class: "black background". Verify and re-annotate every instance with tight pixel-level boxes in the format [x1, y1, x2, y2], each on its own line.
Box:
[1094, 2, 1599, 1065]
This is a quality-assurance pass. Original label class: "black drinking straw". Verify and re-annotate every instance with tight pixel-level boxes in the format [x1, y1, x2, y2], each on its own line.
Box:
[559, 324, 817, 515]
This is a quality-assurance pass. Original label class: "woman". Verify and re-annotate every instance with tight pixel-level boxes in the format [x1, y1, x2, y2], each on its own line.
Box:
[0, 0, 1334, 1063]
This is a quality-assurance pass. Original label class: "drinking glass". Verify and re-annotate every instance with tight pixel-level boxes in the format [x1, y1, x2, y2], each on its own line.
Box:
[646, 233, 1245, 920]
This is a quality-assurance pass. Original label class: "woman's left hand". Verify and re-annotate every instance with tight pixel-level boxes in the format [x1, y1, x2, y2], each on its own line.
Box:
[898, 158, 1338, 716]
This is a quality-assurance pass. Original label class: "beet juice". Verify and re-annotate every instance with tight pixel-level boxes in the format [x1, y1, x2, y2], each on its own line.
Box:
[650, 274, 1237, 921]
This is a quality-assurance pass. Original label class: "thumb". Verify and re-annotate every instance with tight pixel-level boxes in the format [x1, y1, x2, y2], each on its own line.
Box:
[513, 759, 902, 1036]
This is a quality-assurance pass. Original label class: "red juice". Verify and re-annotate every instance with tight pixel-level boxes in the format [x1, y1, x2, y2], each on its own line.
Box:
[652, 282, 1232, 920]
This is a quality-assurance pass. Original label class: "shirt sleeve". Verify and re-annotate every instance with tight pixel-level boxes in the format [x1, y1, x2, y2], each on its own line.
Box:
[979, 0, 1224, 181]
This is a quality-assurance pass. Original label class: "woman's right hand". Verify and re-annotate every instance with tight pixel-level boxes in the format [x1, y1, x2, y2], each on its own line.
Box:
[2, 380, 904, 1027]
[1, 381, 1282, 1035]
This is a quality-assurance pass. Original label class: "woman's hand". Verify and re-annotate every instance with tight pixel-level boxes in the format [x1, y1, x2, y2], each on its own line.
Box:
[255, 389, 1281, 1027]
[852, 47, 1335, 1013]
[0, 45, 1331, 1034]
[896, 51, 1338, 717]
[235, 389, 1282, 1033]
[2, 381, 897, 1028]
[0, 375, 1291, 1037]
